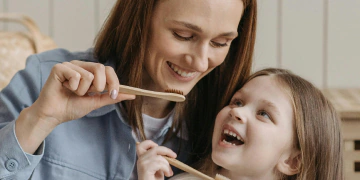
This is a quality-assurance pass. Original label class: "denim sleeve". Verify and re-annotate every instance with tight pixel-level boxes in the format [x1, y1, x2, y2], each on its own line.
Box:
[0, 54, 45, 179]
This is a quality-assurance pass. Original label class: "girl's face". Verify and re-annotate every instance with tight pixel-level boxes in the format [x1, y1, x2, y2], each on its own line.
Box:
[144, 0, 244, 95]
[212, 76, 296, 179]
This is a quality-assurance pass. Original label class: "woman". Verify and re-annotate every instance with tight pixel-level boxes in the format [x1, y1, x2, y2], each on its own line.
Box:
[0, 0, 256, 179]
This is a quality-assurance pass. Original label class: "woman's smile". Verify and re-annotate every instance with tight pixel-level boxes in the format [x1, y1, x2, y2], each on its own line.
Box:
[166, 61, 197, 80]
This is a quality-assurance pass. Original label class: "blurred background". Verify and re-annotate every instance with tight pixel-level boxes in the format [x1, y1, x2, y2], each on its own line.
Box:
[0, 0, 359, 88]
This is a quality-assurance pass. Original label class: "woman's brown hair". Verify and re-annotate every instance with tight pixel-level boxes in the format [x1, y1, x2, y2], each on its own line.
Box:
[247, 68, 343, 180]
[93, 0, 257, 164]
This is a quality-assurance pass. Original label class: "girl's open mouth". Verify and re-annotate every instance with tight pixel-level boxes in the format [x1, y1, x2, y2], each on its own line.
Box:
[221, 129, 244, 146]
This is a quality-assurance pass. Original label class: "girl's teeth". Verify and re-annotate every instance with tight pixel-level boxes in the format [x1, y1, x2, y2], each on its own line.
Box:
[223, 129, 244, 142]
[222, 139, 236, 146]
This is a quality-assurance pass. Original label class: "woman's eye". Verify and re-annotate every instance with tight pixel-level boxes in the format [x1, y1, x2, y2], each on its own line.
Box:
[173, 31, 193, 41]
[210, 41, 228, 48]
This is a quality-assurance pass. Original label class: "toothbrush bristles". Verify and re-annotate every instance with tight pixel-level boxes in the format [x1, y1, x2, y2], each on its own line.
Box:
[215, 174, 231, 180]
[165, 89, 184, 95]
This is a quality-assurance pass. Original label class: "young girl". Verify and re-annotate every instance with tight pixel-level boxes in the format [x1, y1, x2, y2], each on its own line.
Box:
[136, 68, 343, 180]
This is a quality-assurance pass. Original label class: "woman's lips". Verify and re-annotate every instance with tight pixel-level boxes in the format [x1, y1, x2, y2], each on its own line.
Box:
[167, 62, 197, 78]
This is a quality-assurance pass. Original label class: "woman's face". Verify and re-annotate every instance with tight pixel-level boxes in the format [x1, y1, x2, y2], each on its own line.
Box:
[144, 0, 244, 95]
[212, 76, 296, 179]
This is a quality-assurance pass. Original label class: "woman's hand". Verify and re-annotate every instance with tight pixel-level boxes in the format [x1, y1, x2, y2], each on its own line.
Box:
[33, 60, 135, 125]
[16, 60, 135, 154]
[136, 140, 177, 180]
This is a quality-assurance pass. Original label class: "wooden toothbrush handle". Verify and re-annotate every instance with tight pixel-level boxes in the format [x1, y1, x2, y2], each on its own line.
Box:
[118, 85, 185, 102]
[163, 156, 214, 180]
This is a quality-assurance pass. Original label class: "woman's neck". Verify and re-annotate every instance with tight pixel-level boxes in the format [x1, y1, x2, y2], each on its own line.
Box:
[142, 96, 174, 118]
[141, 72, 175, 118]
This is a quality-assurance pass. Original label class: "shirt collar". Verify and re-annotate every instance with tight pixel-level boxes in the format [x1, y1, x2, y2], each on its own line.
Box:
[85, 104, 116, 117]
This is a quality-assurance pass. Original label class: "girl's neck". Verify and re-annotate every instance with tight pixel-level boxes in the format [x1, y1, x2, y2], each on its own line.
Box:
[217, 168, 277, 180]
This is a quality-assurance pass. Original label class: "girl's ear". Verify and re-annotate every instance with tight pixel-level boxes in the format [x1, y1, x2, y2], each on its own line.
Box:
[277, 150, 301, 176]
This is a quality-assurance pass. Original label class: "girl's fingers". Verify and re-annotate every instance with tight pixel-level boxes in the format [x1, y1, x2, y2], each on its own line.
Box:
[156, 159, 173, 177]
[137, 154, 174, 178]
[136, 140, 159, 156]
[153, 161, 173, 178]
[145, 146, 177, 159]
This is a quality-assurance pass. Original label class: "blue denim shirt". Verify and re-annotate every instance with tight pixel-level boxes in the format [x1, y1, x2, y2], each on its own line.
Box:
[0, 49, 190, 180]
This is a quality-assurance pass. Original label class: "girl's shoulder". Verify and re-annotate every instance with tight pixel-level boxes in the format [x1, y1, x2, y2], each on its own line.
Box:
[170, 173, 203, 180]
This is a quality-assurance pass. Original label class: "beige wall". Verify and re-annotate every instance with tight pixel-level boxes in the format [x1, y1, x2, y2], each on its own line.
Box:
[1, 0, 359, 88]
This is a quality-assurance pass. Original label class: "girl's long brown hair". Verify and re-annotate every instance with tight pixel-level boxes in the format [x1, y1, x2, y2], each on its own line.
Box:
[248, 68, 343, 180]
[93, 0, 257, 164]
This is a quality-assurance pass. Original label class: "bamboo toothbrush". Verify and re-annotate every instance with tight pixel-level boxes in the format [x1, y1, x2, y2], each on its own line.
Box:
[136, 142, 230, 180]
[162, 156, 230, 180]
[103, 85, 185, 102]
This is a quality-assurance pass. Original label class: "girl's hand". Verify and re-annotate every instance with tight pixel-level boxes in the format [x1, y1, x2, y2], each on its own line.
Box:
[136, 140, 177, 180]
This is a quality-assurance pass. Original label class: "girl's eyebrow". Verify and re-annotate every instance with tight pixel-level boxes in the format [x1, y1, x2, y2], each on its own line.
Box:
[170, 20, 238, 37]
[261, 99, 281, 116]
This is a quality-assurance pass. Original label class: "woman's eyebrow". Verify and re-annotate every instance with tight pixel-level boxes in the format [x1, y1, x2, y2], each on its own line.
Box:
[171, 20, 202, 32]
[171, 20, 238, 37]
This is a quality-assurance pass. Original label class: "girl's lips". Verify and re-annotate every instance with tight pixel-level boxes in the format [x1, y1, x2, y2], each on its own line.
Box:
[219, 124, 245, 146]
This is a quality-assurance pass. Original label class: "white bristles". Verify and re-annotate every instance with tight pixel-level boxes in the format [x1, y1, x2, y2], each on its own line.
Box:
[215, 174, 231, 180]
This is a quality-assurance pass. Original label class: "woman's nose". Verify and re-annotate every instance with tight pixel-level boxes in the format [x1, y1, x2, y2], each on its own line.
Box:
[186, 43, 209, 72]
[229, 108, 246, 123]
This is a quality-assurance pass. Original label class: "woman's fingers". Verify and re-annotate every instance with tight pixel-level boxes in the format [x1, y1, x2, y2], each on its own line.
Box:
[69, 60, 125, 100]
[70, 60, 108, 91]
[50, 63, 81, 91]
[104, 66, 120, 99]
[41, 60, 135, 123]
[62, 62, 94, 96]
[95, 92, 135, 108]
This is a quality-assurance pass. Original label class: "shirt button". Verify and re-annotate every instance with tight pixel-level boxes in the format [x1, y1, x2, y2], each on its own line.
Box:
[5, 159, 18, 172]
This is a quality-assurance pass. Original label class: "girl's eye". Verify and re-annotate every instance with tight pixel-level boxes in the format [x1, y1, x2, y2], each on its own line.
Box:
[173, 31, 193, 41]
[210, 41, 228, 48]
[230, 99, 243, 107]
[258, 110, 271, 119]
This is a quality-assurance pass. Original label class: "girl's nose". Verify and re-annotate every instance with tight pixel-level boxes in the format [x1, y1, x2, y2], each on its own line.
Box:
[229, 108, 246, 123]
